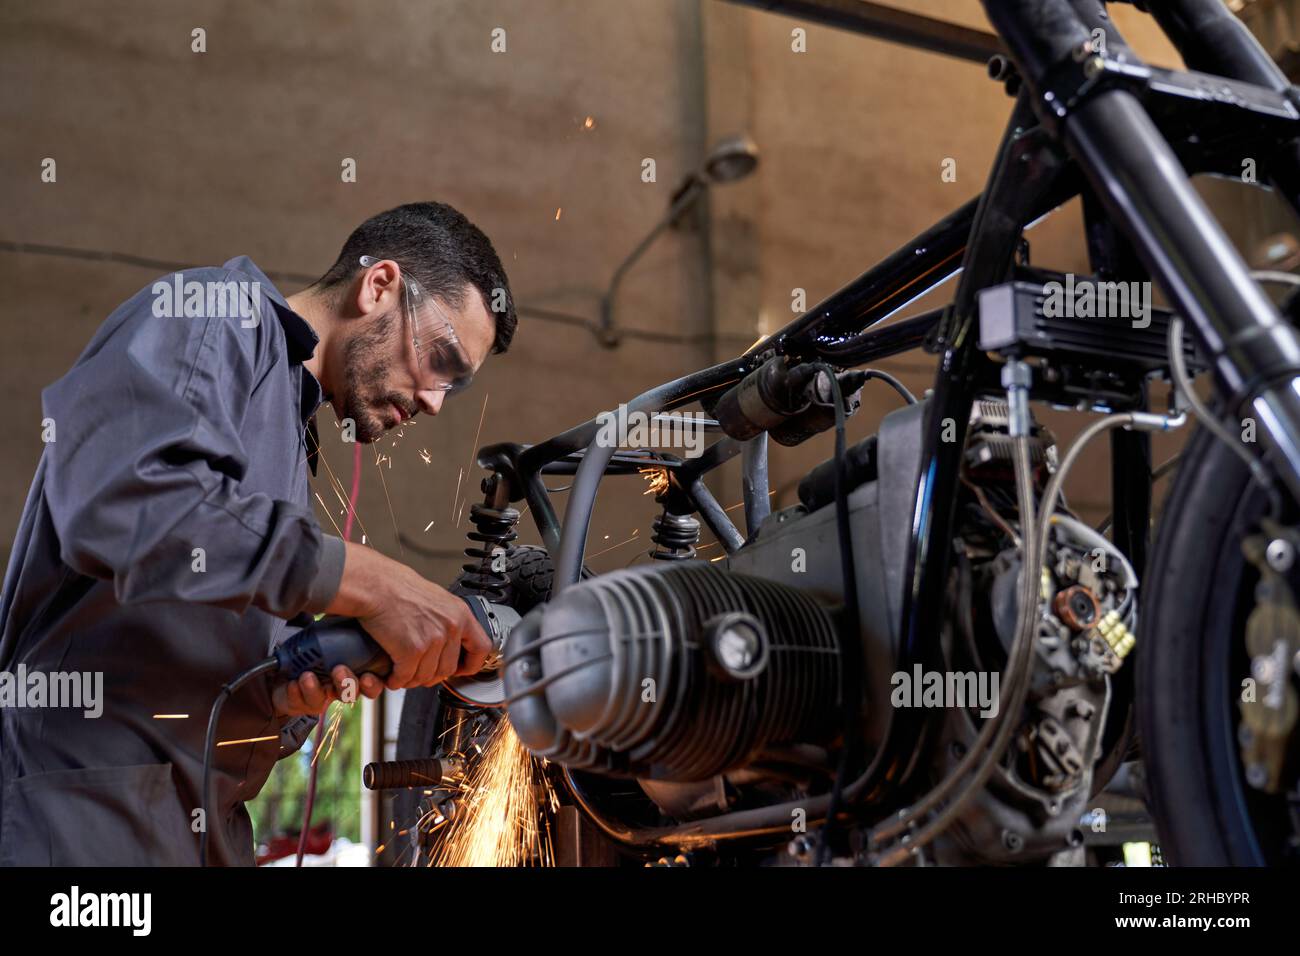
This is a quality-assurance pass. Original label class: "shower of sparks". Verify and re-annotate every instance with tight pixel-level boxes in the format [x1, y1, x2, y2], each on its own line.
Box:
[554, 208, 562, 221]
[429, 721, 556, 868]
[586, 528, 640, 560]
[678, 379, 741, 409]
[723, 489, 775, 514]
[217, 735, 278, 748]
[420, 449, 432, 465]
[583, 116, 595, 129]
[386, 420, 412, 451]
[375, 456, 405, 558]
[451, 467, 465, 522]
[152, 714, 188, 719]
[639, 466, 670, 497]
[314, 491, 346, 538]
[423, 519, 435, 532]
[311, 701, 349, 768]
[312, 438, 371, 543]
[453, 394, 490, 528]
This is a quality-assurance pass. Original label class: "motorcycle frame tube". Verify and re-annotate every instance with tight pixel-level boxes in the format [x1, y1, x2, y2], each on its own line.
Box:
[1148, 0, 1289, 92]
[773, 197, 978, 357]
[509, 196, 977, 493]
[875, 95, 1077, 799]
[1080, 182, 1152, 576]
[507, 199, 979, 587]
[742, 434, 771, 538]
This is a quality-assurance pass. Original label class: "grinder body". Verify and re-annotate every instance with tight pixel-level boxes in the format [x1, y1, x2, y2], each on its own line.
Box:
[272, 594, 516, 694]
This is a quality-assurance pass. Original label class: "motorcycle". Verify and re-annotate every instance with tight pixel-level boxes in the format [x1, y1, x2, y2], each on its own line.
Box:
[390, 0, 1300, 867]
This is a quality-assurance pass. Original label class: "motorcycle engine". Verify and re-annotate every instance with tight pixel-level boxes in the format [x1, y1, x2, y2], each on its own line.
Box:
[501, 398, 1138, 864]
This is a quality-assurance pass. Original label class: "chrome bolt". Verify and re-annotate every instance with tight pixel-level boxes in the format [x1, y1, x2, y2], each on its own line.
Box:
[1266, 537, 1295, 572]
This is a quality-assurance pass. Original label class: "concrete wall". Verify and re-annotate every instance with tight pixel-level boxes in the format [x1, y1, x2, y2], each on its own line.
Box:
[0, 0, 1285, 591]
[0, 0, 718, 583]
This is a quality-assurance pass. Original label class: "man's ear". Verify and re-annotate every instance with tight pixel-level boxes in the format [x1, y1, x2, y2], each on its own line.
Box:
[353, 259, 402, 318]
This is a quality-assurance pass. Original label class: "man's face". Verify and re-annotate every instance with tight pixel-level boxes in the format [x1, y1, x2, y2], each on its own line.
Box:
[336, 281, 495, 444]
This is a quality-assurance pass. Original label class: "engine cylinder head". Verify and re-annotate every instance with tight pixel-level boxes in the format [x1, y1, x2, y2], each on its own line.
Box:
[503, 562, 841, 781]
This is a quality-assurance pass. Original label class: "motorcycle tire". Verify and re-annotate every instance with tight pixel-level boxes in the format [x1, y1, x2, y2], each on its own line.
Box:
[1139, 423, 1296, 865]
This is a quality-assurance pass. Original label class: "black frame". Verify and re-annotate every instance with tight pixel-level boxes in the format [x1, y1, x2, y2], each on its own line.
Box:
[466, 0, 1300, 812]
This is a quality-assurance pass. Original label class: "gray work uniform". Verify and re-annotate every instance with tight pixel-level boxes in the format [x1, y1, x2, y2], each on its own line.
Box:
[0, 256, 346, 866]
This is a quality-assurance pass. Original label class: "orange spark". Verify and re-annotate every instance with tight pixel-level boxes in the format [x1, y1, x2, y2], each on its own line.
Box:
[217, 735, 278, 747]
[639, 466, 670, 498]
[586, 528, 641, 560]
[723, 489, 776, 513]
[429, 721, 555, 867]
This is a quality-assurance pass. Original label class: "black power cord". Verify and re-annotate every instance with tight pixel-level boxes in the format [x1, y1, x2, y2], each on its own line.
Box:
[0, 239, 759, 349]
[199, 657, 279, 867]
[862, 369, 918, 406]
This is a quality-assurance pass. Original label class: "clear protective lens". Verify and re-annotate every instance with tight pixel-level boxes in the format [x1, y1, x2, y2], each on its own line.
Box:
[360, 255, 474, 394]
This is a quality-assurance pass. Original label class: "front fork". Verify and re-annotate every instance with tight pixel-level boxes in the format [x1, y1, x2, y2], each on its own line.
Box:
[885, 0, 1300, 801]
[989, 0, 1300, 498]
[979, 0, 1300, 805]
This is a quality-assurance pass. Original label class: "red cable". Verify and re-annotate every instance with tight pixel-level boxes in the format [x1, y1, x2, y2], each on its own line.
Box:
[296, 440, 363, 866]
[341, 441, 362, 542]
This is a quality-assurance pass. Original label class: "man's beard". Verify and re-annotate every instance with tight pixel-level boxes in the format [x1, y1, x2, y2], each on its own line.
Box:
[339, 310, 415, 444]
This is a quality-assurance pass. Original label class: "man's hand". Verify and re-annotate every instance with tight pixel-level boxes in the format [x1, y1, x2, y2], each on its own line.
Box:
[325, 541, 494, 691]
[272, 664, 385, 716]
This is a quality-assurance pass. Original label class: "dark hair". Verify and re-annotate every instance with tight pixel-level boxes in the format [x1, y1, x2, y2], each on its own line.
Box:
[314, 201, 517, 353]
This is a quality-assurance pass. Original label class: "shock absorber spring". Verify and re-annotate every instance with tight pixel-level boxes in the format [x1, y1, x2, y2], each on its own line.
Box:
[460, 476, 519, 601]
[650, 510, 700, 561]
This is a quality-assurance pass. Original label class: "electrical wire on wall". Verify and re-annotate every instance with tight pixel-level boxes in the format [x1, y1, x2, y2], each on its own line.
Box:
[0, 239, 756, 349]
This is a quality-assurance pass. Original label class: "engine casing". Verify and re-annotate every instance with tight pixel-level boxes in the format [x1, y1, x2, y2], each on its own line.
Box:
[503, 562, 841, 781]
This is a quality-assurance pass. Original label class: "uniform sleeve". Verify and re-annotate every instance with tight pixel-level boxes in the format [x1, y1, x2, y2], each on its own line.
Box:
[40, 271, 346, 618]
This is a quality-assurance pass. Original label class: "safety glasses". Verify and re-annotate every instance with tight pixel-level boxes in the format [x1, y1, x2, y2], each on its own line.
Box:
[359, 256, 474, 395]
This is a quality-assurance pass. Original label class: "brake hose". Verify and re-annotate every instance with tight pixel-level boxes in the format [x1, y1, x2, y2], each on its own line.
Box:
[869, 435, 1042, 853]
[1168, 316, 1281, 517]
[875, 411, 1182, 865]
